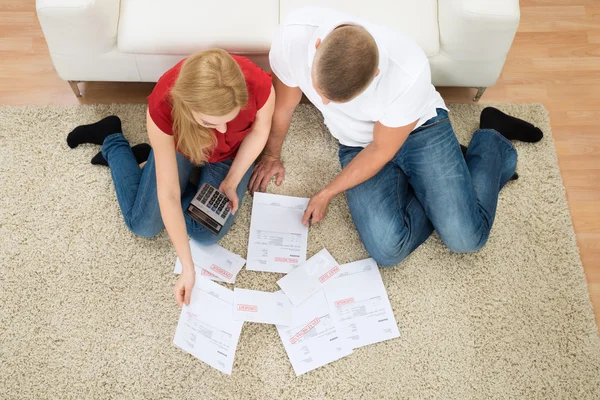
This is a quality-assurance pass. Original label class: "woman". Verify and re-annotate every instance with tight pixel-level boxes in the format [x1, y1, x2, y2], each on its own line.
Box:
[67, 49, 275, 307]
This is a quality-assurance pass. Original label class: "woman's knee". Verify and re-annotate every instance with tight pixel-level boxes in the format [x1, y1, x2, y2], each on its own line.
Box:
[125, 217, 163, 238]
[189, 230, 220, 246]
[186, 216, 226, 245]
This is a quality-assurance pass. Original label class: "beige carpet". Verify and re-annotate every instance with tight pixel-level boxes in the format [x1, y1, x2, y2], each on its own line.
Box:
[1, 103, 599, 399]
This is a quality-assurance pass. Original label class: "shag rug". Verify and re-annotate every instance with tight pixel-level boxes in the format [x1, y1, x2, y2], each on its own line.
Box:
[1, 103, 599, 399]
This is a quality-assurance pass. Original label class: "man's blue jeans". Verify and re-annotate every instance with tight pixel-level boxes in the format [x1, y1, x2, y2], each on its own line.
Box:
[339, 109, 517, 266]
[102, 133, 253, 244]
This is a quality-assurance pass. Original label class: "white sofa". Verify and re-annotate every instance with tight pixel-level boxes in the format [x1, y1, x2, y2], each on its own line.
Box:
[36, 0, 520, 101]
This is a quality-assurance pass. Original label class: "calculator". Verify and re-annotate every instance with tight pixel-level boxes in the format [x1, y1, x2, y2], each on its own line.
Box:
[185, 183, 232, 235]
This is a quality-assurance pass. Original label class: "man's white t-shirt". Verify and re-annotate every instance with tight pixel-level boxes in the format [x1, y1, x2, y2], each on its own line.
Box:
[269, 7, 448, 148]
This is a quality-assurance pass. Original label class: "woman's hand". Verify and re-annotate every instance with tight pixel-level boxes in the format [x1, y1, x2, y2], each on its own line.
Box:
[174, 266, 195, 307]
[219, 179, 239, 215]
[302, 190, 334, 227]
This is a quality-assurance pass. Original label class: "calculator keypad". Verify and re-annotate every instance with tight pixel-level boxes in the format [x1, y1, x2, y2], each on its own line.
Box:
[198, 183, 230, 220]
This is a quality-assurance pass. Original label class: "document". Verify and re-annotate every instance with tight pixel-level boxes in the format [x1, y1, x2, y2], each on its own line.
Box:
[246, 193, 309, 273]
[233, 288, 292, 326]
[173, 278, 244, 375]
[277, 249, 340, 306]
[174, 239, 246, 284]
[323, 258, 400, 349]
[276, 290, 353, 376]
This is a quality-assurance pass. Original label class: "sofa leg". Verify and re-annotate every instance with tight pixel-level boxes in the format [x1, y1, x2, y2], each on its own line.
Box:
[68, 81, 82, 97]
[473, 87, 486, 102]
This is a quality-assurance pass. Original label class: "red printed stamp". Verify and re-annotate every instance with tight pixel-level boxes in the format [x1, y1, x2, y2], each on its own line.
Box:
[210, 264, 233, 279]
[201, 269, 219, 279]
[290, 317, 321, 344]
[334, 297, 355, 307]
[237, 304, 258, 312]
[318, 265, 340, 283]
[274, 257, 299, 263]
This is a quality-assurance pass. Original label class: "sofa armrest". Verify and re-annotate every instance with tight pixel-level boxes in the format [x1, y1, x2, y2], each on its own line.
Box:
[438, 0, 520, 61]
[36, 0, 121, 55]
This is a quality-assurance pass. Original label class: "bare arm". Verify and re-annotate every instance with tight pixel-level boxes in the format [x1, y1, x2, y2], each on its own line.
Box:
[248, 75, 302, 193]
[146, 109, 194, 306]
[302, 120, 418, 225]
[219, 86, 276, 210]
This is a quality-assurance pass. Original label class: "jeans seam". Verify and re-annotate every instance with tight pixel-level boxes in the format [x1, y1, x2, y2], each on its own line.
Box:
[127, 168, 155, 232]
[395, 162, 414, 222]
[404, 196, 416, 219]
[102, 133, 151, 233]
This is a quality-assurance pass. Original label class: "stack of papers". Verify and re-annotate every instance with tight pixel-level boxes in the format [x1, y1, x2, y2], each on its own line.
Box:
[275, 256, 399, 375]
[226, 255, 399, 376]
[171, 193, 401, 376]
[174, 239, 246, 284]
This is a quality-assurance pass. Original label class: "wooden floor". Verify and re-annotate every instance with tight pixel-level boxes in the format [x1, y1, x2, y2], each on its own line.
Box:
[1, 1, 599, 327]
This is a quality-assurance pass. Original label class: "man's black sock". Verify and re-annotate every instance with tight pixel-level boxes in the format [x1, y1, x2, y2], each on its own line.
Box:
[67, 115, 122, 148]
[91, 143, 152, 166]
[480, 107, 543, 143]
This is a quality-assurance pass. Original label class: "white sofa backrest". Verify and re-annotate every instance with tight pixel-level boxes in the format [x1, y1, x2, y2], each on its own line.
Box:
[118, 0, 279, 55]
[36, 0, 520, 93]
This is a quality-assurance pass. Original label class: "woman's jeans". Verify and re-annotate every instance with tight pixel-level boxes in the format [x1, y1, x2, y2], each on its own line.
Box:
[102, 133, 253, 244]
[339, 109, 517, 266]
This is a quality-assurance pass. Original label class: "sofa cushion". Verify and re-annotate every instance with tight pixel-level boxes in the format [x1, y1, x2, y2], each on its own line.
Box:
[280, 0, 440, 57]
[118, 0, 279, 54]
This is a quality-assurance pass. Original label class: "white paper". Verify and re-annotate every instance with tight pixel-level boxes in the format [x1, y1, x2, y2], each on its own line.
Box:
[277, 249, 340, 306]
[173, 278, 244, 375]
[323, 258, 400, 349]
[276, 290, 353, 376]
[174, 239, 246, 284]
[233, 288, 292, 326]
[246, 193, 309, 273]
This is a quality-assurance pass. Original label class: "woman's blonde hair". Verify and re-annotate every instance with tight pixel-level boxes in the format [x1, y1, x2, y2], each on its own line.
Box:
[170, 49, 248, 165]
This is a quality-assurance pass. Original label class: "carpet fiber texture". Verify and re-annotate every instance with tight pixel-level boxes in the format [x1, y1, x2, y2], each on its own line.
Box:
[1, 103, 599, 399]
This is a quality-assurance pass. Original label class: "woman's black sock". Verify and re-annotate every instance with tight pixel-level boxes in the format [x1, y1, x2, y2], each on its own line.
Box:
[91, 143, 152, 166]
[480, 107, 543, 143]
[67, 115, 122, 148]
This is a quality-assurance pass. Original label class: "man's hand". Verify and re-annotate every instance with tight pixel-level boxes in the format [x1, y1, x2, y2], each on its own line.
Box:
[302, 190, 333, 226]
[249, 154, 285, 194]
[219, 179, 239, 215]
[174, 267, 195, 307]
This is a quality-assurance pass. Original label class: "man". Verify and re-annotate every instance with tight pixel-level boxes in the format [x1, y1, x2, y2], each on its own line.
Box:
[249, 7, 543, 266]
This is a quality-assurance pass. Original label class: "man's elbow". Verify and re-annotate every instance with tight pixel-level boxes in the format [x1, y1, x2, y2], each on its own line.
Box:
[369, 143, 400, 164]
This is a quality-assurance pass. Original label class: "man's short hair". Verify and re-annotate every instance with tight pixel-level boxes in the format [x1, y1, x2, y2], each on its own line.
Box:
[314, 25, 379, 103]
